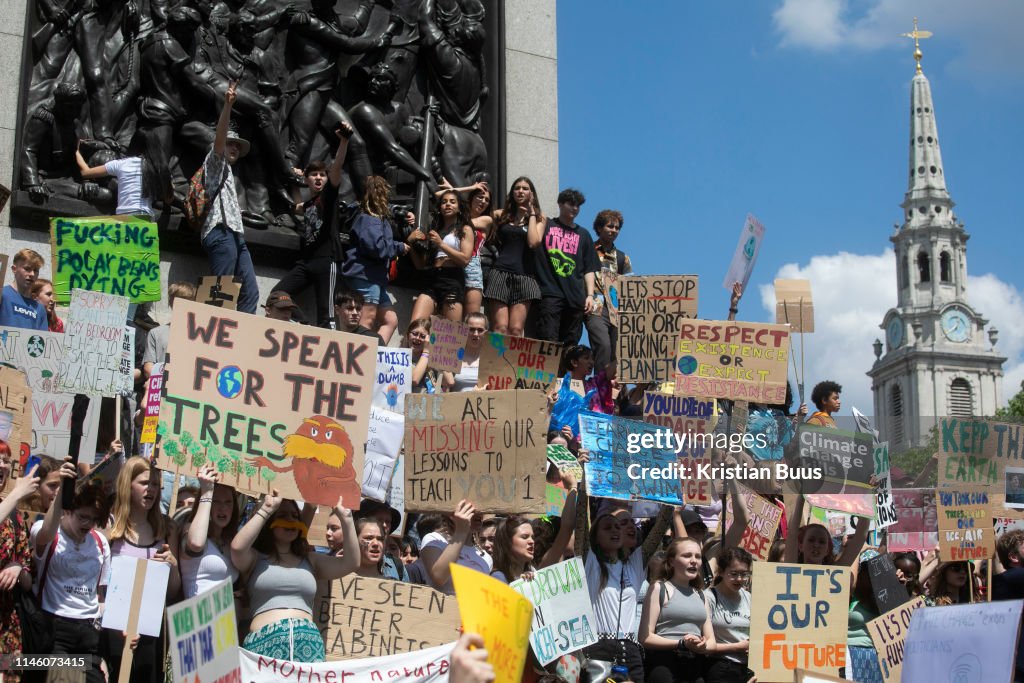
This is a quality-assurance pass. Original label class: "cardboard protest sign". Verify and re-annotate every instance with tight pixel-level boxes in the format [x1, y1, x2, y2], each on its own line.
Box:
[546, 443, 582, 480]
[866, 553, 911, 614]
[403, 390, 548, 513]
[426, 316, 468, 373]
[722, 213, 765, 291]
[674, 320, 789, 404]
[374, 348, 412, 413]
[196, 275, 241, 310]
[1006, 466, 1024, 509]
[362, 408, 404, 502]
[616, 275, 699, 383]
[57, 290, 129, 396]
[604, 271, 620, 326]
[749, 562, 850, 682]
[315, 576, 460, 660]
[866, 596, 925, 683]
[887, 488, 938, 551]
[579, 411, 683, 506]
[140, 363, 164, 446]
[0, 327, 102, 461]
[774, 279, 814, 332]
[50, 216, 161, 304]
[479, 332, 563, 392]
[102, 556, 170, 637]
[509, 559, 598, 666]
[728, 484, 783, 561]
[118, 324, 134, 396]
[794, 672, 845, 683]
[642, 392, 716, 458]
[939, 417, 1024, 518]
[158, 299, 375, 507]
[0, 367, 32, 459]
[789, 424, 875, 496]
[902, 600, 1024, 683]
[805, 493, 875, 518]
[451, 564, 533, 683]
[239, 641, 456, 683]
[936, 487, 994, 561]
[166, 579, 239, 683]
[995, 517, 1024, 537]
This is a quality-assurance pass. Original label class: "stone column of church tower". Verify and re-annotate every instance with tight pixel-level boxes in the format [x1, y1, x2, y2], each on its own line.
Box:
[868, 35, 1005, 451]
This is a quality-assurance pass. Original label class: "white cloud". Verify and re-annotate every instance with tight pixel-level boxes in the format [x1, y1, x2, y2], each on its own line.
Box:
[758, 250, 1024, 414]
[772, 0, 1024, 80]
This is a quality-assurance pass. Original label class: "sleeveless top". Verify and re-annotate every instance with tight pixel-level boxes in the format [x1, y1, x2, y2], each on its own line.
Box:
[181, 539, 238, 599]
[436, 231, 462, 261]
[654, 582, 706, 638]
[109, 536, 164, 560]
[493, 219, 530, 274]
[248, 555, 316, 616]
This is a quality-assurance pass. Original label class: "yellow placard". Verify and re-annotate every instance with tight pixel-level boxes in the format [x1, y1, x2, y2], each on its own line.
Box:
[451, 564, 533, 683]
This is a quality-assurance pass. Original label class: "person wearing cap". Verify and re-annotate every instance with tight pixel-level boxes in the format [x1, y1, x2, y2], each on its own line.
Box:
[358, 499, 408, 582]
[199, 82, 259, 314]
[264, 290, 299, 322]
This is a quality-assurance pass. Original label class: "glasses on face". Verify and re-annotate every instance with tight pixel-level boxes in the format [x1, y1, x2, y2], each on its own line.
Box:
[72, 511, 98, 526]
[468, 327, 486, 334]
[726, 571, 751, 580]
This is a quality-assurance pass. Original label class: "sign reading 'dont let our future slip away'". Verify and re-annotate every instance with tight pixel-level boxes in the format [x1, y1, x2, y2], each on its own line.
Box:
[50, 216, 161, 304]
[749, 562, 851, 683]
[159, 299, 375, 508]
[479, 332, 564, 392]
[403, 390, 548, 514]
[616, 275, 699, 384]
[674, 320, 790, 404]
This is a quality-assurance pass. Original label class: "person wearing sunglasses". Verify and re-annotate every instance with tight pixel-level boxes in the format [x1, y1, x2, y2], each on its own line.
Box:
[443, 311, 488, 392]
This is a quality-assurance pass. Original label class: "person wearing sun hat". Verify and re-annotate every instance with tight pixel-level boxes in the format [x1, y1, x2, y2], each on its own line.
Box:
[263, 290, 299, 322]
[199, 81, 259, 314]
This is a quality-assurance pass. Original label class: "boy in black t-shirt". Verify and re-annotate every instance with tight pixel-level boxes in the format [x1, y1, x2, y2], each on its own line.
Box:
[274, 123, 353, 328]
[335, 290, 386, 345]
[531, 188, 600, 344]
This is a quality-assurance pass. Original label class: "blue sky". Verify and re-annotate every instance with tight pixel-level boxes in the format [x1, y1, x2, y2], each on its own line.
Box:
[556, 0, 1024, 411]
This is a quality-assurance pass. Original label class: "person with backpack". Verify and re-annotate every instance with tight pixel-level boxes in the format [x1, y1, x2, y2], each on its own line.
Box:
[585, 209, 632, 370]
[192, 82, 260, 314]
[272, 123, 354, 329]
[29, 461, 109, 683]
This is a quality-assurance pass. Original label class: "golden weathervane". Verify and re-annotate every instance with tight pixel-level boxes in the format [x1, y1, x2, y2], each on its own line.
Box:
[901, 17, 933, 74]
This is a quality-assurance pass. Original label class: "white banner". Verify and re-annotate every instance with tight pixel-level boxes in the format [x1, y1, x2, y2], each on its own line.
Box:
[509, 558, 597, 665]
[239, 642, 454, 683]
[361, 408, 405, 502]
[374, 348, 412, 413]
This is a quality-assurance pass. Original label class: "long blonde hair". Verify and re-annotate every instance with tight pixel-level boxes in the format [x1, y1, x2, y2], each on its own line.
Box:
[109, 457, 167, 543]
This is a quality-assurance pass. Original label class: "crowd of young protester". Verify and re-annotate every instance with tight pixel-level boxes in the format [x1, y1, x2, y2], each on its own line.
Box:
[2, 84, 1024, 683]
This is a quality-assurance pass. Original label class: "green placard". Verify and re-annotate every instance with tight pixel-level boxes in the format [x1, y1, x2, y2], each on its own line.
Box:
[50, 215, 161, 304]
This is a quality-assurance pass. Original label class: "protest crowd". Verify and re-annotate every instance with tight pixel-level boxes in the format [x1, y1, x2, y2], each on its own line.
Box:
[2, 80, 1024, 683]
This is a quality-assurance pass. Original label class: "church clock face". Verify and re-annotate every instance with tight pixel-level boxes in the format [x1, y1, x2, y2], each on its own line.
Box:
[887, 317, 904, 349]
[941, 308, 971, 343]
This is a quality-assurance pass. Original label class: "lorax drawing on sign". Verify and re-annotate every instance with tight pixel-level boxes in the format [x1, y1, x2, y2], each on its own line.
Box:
[253, 415, 360, 507]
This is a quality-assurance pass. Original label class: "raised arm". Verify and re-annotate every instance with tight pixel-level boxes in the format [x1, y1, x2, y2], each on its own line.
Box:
[642, 506, 674, 564]
[727, 282, 742, 321]
[213, 82, 237, 157]
[539, 471, 578, 568]
[184, 465, 218, 556]
[422, 500, 475, 588]
[526, 212, 545, 249]
[837, 515, 872, 566]
[231, 489, 281, 576]
[33, 460, 76, 555]
[308, 501, 359, 580]
[0, 464, 40, 523]
[328, 123, 353, 187]
[784, 493, 805, 564]
[75, 140, 110, 180]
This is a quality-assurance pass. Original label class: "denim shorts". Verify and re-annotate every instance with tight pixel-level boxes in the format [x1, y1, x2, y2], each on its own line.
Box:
[465, 255, 484, 290]
[344, 276, 384, 305]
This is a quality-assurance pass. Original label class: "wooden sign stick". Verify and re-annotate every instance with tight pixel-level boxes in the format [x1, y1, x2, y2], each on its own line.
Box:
[798, 297, 806, 405]
[783, 301, 802, 398]
[118, 559, 149, 683]
[987, 556, 993, 602]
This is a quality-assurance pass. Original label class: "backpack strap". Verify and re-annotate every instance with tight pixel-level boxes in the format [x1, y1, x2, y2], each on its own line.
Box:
[37, 532, 59, 597]
[616, 248, 626, 274]
[89, 529, 105, 591]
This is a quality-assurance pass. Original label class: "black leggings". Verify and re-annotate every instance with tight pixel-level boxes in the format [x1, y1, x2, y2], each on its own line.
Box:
[645, 648, 707, 683]
[274, 256, 338, 328]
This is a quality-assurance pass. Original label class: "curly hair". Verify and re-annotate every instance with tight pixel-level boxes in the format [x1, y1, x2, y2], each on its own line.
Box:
[361, 175, 391, 218]
[810, 380, 842, 410]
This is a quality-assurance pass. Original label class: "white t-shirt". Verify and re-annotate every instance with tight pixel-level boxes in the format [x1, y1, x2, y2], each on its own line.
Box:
[421, 531, 492, 595]
[30, 520, 110, 619]
[181, 538, 238, 599]
[585, 548, 645, 638]
[104, 157, 154, 217]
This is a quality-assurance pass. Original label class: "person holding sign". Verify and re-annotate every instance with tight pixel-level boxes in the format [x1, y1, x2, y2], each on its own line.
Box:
[407, 190, 475, 323]
[0, 249, 48, 331]
[103, 457, 181, 683]
[406, 317, 441, 394]
[28, 460, 109, 683]
[784, 495, 869, 567]
[704, 548, 754, 683]
[230, 491, 359, 662]
[0, 450, 38, 679]
[443, 311, 487, 392]
[421, 499, 493, 595]
[846, 554, 886, 683]
[29, 277, 64, 332]
[926, 560, 972, 605]
[180, 464, 239, 598]
[484, 177, 545, 337]
[639, 537, 717, 683]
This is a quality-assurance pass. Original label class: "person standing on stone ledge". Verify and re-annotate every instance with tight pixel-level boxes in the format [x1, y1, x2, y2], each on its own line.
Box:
[586, 209, 632, 371]
[532, 188, 600, 345]
[75, 128, 173, 220]
[198, 82, 260, 314]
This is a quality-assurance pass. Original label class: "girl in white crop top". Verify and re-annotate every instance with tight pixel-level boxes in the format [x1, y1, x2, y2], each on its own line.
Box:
[231, 491, 360, 662]
[180, 465, 239, 598]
